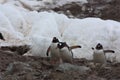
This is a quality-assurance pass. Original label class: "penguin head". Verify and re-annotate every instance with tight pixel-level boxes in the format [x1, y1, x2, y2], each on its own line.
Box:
[57, 42, 67, 49]
[0, 32, 5, 41]
[96, 43, 103, 50]
[52, 37, 59, 43]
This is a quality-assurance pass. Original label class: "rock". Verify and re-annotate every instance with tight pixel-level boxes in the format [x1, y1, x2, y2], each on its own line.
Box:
[5, 62, 32, 75]
[56, 63, 91, 74]
[0, 45, 31, 55]
[24, 73, 34, 80]
[50, 0, 120, 21]
[87, 75, 107, 80]
[0, 74, 3, 80]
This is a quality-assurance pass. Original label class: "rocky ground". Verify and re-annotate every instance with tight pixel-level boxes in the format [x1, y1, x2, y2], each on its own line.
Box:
[0, 45, 120, 80]
[41, 0, 120, 21]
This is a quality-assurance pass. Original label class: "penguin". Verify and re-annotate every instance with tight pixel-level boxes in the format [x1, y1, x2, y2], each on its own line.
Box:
[57, 42, 81, 63]
[46, 37, 61, 64]
[92, 43, 115, 65]
[0, 32, 5, 41]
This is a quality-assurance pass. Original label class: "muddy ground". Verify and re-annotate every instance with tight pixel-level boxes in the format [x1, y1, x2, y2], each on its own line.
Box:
[0, 45, 120, 80]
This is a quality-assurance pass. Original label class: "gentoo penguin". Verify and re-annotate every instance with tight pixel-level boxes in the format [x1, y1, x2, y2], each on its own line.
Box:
[92, 43, 115, 65]
[0, 32, 5, 41]
[46, 37, 61, 64]
[57, 42, 81, 63]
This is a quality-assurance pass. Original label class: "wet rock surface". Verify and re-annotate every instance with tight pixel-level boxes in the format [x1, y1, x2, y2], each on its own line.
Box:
[0, 46, 120, 80]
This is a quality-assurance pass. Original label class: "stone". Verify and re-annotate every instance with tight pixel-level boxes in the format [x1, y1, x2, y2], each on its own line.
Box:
[5, 62, 32, 75]
[56, 63, 91, 74]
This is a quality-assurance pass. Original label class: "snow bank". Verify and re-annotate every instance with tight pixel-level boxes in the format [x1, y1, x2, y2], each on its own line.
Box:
[0, 4, 29, 46]
[28, 12, 61, 38]
[62, 18, 120, 62]
[0, 4, 28, 36]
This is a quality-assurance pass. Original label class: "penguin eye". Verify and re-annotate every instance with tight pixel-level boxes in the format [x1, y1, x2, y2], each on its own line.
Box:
[59, 43, 62, 46]
[57, 42, 63, 49]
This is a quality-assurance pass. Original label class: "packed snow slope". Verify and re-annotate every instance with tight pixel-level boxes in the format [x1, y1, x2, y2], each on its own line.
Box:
[0, 0, 120, 62]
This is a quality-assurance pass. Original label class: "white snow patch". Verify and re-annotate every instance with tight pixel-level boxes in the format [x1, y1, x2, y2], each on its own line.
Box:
[25, 35, 52, 57]
[56, 0, 88, 6]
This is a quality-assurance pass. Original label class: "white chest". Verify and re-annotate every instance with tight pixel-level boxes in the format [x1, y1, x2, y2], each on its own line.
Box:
[60, 47, 73, 63]
[50, 43, 60, 58]
[93, 49, 106, 64]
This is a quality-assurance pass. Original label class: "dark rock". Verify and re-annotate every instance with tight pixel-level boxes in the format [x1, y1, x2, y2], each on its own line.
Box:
[0, 45, 31, 55]
[50, 0, 120, 21]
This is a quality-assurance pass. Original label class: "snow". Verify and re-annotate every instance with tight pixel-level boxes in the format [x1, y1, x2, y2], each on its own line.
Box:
[0, 4, 28, 36]
[25, 35, 52, 57]
[28, 12, 61, 38]
[62, 18, 120, 60]
[0, 0, 120, 62]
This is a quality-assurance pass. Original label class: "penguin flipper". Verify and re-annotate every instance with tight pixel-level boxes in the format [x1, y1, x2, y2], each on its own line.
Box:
[46, 46, 51, 56]
[70, 45, 81, 50]
[104, 50, 115, 53]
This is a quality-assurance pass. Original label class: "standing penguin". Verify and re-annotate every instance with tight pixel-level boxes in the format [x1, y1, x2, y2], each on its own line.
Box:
[0, 32, 5, 41]
[92, 43, 115, 66]
[57, 42, 81, 63]
[46, 37, 61, 64]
